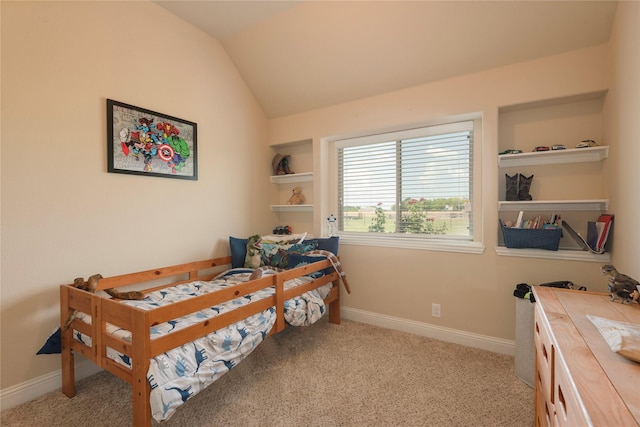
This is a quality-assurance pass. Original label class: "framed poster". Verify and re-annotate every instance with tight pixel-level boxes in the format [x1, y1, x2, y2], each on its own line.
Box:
[107, 99, 197, 180]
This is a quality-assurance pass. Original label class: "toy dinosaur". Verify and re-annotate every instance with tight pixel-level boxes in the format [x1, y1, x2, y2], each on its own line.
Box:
[244, 234, 263, 268]
[63, 273, 145, 331]
[601, 264, 639, 304]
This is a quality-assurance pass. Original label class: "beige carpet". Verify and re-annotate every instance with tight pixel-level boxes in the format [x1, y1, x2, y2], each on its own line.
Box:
[1, 318, 533, 426]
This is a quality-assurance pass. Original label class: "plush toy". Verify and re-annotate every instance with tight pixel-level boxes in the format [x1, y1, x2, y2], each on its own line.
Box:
[287, 187, 305, 205]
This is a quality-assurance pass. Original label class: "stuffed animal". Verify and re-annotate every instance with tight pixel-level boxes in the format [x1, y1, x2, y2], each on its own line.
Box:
[287, 187, 305, 205]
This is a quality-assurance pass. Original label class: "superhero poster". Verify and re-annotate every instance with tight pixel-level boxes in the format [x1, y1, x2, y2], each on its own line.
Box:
[107, 99, 197, 180]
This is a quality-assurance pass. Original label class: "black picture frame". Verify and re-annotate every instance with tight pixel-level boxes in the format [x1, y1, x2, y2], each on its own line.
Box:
[107, 99, 197, 180]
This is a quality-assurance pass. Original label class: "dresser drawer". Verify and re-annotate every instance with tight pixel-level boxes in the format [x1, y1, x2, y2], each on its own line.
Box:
[534, 305, 554, 401]
[554, 354, 590, 427]
[534, 375, 554, 427]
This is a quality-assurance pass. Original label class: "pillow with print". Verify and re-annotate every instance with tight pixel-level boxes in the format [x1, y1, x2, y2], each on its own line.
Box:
[265, 242, 317, 268]
[287, 254, 327, 279]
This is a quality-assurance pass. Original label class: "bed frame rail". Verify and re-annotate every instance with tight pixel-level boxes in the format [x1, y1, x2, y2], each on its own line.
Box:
[94, 257, 232, 292]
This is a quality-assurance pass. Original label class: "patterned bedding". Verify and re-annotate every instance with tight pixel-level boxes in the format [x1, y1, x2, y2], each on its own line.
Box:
[73, 269, 332, 421]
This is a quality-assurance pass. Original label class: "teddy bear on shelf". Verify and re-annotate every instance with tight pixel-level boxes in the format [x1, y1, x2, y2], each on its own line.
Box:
[286, 187, 305, 205]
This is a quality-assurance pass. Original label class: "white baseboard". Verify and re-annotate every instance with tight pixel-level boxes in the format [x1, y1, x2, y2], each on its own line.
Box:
[341, 307, 515, 356]
[2, 309, 514, 412]
[0, 359, 102, 411]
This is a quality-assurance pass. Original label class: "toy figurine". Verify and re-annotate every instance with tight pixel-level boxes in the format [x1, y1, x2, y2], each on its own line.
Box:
[602, 264, 640, 304]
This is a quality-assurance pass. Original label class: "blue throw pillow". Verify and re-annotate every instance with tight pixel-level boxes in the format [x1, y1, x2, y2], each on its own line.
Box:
[287, 254, 327, 279]
[37, 327, 61, 355]
[229, 236, 248, 268]
[307, 236, 339, 255]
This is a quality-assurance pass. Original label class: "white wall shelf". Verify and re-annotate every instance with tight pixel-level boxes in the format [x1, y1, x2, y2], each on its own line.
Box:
[270, 204, 313, 212]
[497, 93, 609, 262]
[269, 172, 313, 184]
[498, 146, 608, 168]
[495, 247, 610, 262]
[498, 199, 608, 212]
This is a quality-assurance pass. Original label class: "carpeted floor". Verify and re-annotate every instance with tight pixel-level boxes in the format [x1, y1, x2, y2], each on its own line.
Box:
[1, 318, 533, 426]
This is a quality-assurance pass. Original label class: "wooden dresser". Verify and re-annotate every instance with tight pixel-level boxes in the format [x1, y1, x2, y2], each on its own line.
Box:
[532, 287, 640, 427]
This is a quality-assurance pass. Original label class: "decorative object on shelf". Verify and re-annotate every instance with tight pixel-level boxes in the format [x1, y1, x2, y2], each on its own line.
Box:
[563, 214, 613, 254]
[272, 225, 292, 235]
[107, 99, 198, 180]
[601, 264, 640, 304]
[505, 173, 534, 201]
[533, 146, 550, 151]
[517, 173, 533, 200]
[576, 139, 598, 148]
[505, 174, 519, 201]
[552, 144, 566, 150]
[272, 154, 294, 175]
[327, 214, 337, 237]
[499, 149, 523, 155]
[286, 187, 305, 205]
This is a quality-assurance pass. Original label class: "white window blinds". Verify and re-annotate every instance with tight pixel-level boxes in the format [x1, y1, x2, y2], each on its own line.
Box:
[337, 121, 473, 238]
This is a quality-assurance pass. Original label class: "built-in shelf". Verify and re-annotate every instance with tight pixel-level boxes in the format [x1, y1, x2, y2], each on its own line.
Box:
[269, 172, 313, 184]
[498, 146, 608, 168]
[495, 247, 610, 262]
[270, 204, 313, 212]
[498, 199, 608, 212]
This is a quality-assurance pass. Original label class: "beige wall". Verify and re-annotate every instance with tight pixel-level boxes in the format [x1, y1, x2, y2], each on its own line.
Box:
[1, 1, 272, 390]
[603, 0, 640, 274]
[269, 39, 634, 340]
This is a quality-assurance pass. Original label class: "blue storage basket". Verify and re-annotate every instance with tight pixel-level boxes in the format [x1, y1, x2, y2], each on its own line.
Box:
[500, 222, 562, 251]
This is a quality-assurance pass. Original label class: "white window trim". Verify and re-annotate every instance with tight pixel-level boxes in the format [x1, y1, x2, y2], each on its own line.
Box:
[322, 114, 484, 254]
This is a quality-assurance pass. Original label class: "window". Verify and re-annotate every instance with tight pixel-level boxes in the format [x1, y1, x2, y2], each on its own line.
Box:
[334, 120, 478, 249]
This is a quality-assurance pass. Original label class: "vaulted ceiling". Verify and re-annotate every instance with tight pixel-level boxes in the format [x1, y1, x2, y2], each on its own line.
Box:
[154, 1, 618, 118]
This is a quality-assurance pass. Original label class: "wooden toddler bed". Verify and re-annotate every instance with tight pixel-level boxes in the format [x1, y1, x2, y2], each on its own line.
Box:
[60, 254, 345, 425]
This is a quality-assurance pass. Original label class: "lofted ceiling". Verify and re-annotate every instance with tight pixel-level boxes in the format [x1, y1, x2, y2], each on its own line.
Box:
[154, 1, 618, 119]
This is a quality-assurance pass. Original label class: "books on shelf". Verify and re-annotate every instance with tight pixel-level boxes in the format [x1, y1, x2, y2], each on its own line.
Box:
[508, 211, 560, 230]
[595, 214, 614, 251]
[503, 210, 613, 254]
[562, 214, 614, 254]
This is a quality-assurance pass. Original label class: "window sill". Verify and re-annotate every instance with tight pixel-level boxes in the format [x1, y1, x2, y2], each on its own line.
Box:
[495, 246, 610, 262]
[338, 233, 485, 254]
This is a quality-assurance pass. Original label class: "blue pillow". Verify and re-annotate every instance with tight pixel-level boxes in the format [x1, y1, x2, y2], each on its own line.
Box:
[287, 254, 327, 279]
[307, 236, 339, 255]
[229, 236, 248, 268]
[37, 327, 61, 355]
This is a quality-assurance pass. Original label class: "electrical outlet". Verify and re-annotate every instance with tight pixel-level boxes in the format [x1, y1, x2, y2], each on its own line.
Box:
[432, 303, 441, 318]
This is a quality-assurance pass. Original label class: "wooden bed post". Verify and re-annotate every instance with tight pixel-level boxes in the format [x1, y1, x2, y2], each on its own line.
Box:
[275, 274, 285, 333]
[131, 310, 152, 427]
[60, 285, 75, 397]
[328, 279, 341, 324]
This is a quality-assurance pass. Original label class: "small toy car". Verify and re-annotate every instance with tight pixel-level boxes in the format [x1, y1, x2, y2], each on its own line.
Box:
[551, 144, 566, 150]
[576, 139, 597, 148]
[499, 149, 523, 155]
[533, 146, 550, 151]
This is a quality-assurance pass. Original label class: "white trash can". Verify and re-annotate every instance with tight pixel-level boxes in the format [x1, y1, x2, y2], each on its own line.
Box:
[514, 296, 534, 387]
